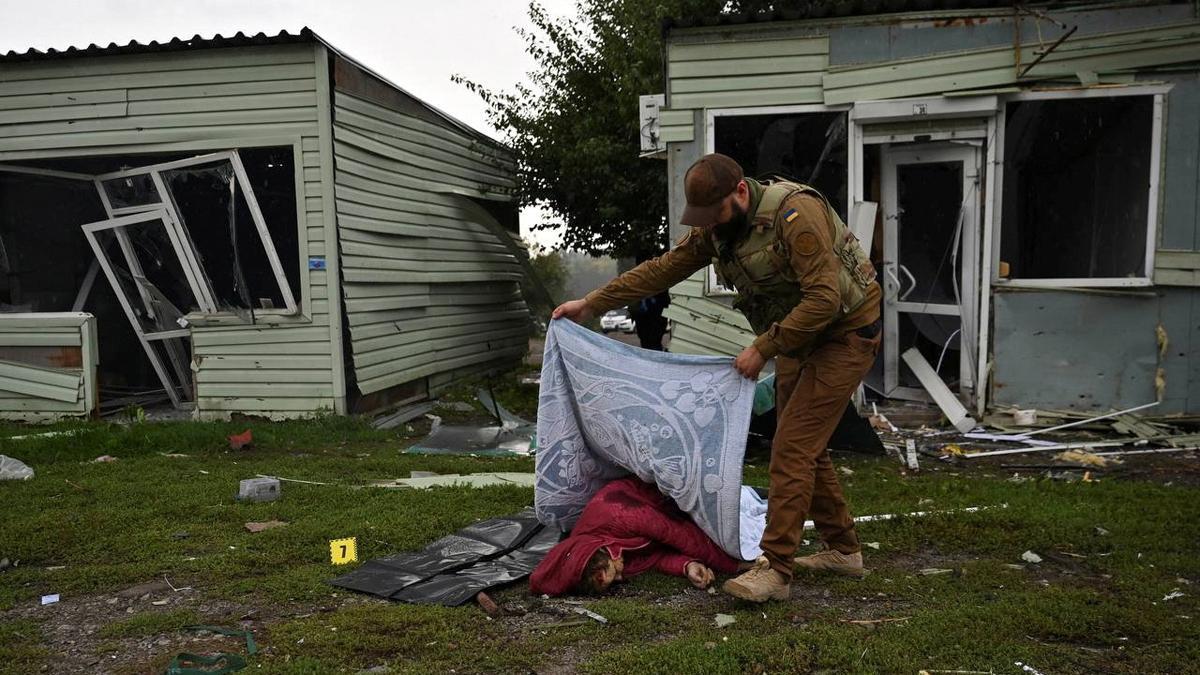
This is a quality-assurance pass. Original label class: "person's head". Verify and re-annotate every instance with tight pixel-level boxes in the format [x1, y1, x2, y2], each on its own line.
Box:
[681, 153, 752, 243]
[577, 548, 624, 594]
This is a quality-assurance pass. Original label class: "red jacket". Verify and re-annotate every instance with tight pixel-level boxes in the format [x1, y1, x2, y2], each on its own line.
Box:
[530, 477, 740, 596]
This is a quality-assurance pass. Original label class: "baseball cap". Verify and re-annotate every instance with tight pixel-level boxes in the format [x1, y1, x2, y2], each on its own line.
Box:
[680, 153, 744, 226]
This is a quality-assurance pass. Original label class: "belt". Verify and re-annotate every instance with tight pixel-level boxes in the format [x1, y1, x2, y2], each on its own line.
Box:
[854, 318, 882, 339]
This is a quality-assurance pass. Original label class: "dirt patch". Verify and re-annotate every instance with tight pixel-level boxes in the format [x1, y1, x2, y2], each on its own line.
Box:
[0, 579, 365, 674]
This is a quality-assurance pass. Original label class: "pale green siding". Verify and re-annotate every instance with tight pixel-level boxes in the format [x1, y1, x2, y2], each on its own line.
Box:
[662, 34, 831, 357]
[0, 44, 342, 418]
[821, 21, 1200, 104]
[0, 313, 96, 421]
[332, 91, 528, 399]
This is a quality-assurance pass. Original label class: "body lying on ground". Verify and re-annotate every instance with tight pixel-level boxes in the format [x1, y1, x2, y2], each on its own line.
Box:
[530, 476, 743, 595]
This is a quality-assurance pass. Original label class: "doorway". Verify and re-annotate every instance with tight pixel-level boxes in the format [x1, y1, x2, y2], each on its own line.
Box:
[879, 143, 981, 402]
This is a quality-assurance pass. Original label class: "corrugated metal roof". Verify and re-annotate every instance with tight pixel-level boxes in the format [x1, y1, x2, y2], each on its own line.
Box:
[663, 0, 1187, 32]
[0, 28, 316, 62]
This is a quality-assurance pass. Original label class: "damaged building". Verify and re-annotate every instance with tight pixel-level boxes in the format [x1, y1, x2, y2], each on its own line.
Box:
[646, 1, 1200, 415]
[0, 29, 528, 420]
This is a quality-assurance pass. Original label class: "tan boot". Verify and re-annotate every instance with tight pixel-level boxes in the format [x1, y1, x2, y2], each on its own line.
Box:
[722, 556, 791, 602]
[793, 548, 865, 577]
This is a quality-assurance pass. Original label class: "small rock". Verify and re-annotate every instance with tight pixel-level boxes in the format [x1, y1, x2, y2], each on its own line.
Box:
[865, 542, 881, 550]
[172, 532, 190, 540]
[1094, 526, 1110, 536]
[1021, 550, 1043, 564]
[838, 466, 854, 476]
[714, 613, 736, 628]
[116, 580, 171, 598]
[704, 641, 717, 650]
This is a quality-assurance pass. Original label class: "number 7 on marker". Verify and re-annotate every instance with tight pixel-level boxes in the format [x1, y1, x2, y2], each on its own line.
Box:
[330, 537, 357, 565]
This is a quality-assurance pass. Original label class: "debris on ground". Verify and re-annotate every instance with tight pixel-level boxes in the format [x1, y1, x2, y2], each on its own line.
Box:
[91, 455, 118, 463]
[714, 613, 736, 628]
[403, 390, 537, 456]
[1015, 661, 1046, 675]
[369, 472, 536, 490]
[918, 568, 953, 576]
[573, 607, 608, 624]
[1021, 551, 1043, 564]
[865, 542, 881, 550]
[244, 520, 288, 533]
[1163, 589, 1185, 601]
[0, 455, 34, 480]
[373, 401, 436, 430]
[236, 477, 280, 502]
[1054, 449, 1114, 468]
[40, 593, 59, 605]
[228, 429, 253, 450]
[476, 591, 502, 617]
[1094, 526, 1110, 536]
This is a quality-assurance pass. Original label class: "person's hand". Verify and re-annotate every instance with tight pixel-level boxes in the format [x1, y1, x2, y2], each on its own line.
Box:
[685, 561, 715, 589]
[734, 345, 767, 380]
[551, 299, 594, 323]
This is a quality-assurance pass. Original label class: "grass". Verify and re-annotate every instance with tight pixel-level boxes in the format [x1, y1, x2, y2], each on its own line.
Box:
[0, 379, 1197, 673]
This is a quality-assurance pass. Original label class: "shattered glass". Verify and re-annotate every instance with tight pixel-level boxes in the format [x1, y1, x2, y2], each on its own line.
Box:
[160, 161, 258, 314]
[100, 174, 160, 210]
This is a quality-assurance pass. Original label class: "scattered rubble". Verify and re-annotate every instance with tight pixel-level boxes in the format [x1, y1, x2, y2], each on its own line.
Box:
[244, 520, 288, 533]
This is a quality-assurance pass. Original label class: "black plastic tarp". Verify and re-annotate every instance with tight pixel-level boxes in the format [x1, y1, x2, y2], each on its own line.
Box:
[330, 508, 561, 606]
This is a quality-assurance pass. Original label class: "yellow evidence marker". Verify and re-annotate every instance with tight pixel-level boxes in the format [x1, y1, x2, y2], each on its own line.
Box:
[330, 537, 358, 565]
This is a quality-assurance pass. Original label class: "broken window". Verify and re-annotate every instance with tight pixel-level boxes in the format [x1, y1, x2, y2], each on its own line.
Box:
[707, 109, 850, 295]
[94, 149, 300, 314]
[0, 146, 302, 410]
[999, 94, 1159, 284]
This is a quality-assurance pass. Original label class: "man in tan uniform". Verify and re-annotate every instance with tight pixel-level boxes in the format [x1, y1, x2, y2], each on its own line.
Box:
[553, 153, 881, 602]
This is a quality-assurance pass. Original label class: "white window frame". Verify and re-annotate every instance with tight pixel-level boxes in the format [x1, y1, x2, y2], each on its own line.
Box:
[703, 104, 854, 297]
[989, 85, 1170, 289]
[93, 150, 299, 314]
[80, 209, 201, 407]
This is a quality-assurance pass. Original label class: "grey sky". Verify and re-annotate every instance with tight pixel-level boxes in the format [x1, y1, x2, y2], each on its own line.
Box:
[0, 0, 576, 247]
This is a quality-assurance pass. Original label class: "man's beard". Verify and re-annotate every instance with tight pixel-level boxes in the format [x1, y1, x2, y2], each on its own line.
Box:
[713, 201, 748, 244]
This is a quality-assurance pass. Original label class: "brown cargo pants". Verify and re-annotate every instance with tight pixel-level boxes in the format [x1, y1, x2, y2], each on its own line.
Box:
[760, 323, 881, 578]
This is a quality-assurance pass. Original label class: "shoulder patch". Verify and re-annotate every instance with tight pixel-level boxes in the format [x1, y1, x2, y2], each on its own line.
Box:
[783, 208, 799, 223]
[795, 231, 820, 256]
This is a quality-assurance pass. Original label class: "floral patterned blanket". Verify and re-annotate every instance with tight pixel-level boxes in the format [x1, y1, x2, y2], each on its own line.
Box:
[534, 319, 756, 558]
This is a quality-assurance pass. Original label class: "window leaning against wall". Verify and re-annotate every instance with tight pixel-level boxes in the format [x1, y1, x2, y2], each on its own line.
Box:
[705, 107, 850, 295]
[996, 90, 1165, 287]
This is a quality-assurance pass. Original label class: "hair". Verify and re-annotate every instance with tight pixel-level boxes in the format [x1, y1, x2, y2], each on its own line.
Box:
[576, 549, 613, 595]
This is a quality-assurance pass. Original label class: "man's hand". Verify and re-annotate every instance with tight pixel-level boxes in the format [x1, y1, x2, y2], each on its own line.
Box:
[551, 299, 594, 324]
[685, 561, 715, 589]
[733, 345, 767, 380]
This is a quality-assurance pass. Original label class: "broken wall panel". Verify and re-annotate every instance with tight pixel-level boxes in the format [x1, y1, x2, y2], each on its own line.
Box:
[0, 42, 343, 419]
[331, 89, 528, 406]
[991, 290, 1167, 413]
[0, 313, 97, 420]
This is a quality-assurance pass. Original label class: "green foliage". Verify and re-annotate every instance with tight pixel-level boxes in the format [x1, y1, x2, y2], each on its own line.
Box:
[523, 244, 568, 318]
[455, 0, 772, 258]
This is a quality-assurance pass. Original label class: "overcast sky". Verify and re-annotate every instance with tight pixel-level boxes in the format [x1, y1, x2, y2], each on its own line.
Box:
[0, 0, 574, 247]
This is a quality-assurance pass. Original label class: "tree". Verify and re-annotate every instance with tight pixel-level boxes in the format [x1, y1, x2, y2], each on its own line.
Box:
[522, 243, 568, 320]
[456, 1, 772, 260]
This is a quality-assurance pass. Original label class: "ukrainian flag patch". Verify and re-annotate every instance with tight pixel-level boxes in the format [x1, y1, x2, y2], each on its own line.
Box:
[784, 208, 799, 223]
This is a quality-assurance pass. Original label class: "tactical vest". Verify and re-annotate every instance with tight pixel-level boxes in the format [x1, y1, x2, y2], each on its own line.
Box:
[710, 181, 876, 346]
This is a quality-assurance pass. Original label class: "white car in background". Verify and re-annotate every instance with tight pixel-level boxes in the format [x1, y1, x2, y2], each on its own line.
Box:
[600, 309, 635, 333]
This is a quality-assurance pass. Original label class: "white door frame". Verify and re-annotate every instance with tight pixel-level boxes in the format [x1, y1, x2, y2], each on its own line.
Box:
[879, 142, 982, 402]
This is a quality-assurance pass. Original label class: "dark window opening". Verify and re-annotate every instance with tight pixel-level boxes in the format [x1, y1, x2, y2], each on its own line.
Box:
[162, 147, 300, 312]
[714, 111, 849, 220]
[1001, 96, 1153, 280]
